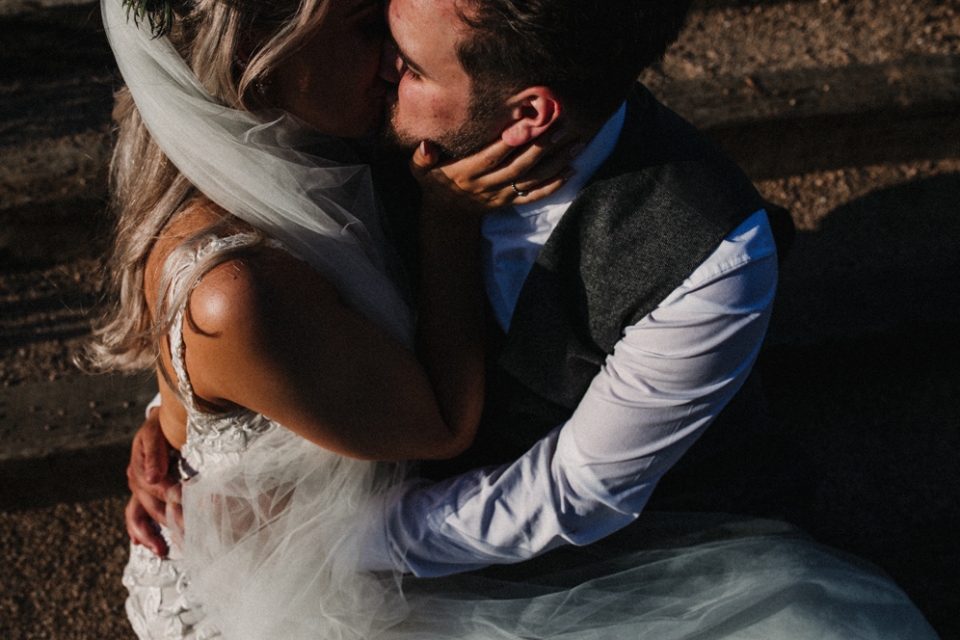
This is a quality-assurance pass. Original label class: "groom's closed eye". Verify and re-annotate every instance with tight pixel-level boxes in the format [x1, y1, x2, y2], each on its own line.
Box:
[400, 61, 422, 81]
[392, 45, 426, 81]
[381, 38, 426, 84]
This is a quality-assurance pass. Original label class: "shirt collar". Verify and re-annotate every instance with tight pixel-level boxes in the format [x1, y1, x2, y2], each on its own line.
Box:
[512, 102, 627, 218]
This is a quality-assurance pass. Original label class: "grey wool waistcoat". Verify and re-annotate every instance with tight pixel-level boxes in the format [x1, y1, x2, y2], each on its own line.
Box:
[421, 84, 793, 481]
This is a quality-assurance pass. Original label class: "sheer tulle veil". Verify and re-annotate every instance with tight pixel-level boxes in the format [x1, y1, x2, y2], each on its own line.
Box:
[100, 0, 414, 347]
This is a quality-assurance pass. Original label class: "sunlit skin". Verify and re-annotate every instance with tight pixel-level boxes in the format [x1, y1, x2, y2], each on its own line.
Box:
[380, 0, 480, 150]
[144, 0, 489, 460]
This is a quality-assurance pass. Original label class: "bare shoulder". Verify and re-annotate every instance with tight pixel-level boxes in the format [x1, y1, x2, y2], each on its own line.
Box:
[186, 244, 339, 340]
[145, 198, 340, 336]
[175, 232, 343, 409]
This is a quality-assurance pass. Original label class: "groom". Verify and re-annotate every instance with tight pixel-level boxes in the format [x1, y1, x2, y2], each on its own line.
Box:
[357, 0, 792, 576]
[128, 0, 790, 574]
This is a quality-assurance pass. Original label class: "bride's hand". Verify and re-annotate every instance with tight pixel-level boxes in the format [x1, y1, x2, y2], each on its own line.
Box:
[410, 128, 583, 214]
[126, 407, 179, 556]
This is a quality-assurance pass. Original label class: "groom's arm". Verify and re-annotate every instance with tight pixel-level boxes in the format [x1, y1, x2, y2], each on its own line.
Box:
[361, 211, 779, 577]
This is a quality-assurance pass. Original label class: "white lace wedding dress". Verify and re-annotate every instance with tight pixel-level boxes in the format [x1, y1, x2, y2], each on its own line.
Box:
[122, 235, 940, 640]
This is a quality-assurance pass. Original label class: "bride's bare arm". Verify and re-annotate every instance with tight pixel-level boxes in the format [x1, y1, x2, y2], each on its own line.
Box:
[179, 244, 477, 461]
[411, 181, 486, 459]
[128, 204, 482, 551]
[170, 132, 579, 461]
[396, 132, 580, 455]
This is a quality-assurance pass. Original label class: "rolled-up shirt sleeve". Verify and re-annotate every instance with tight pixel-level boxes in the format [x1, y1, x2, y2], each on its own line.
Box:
[361, 210, 779, 577]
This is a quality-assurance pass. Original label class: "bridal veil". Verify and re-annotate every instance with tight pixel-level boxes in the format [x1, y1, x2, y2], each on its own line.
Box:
[101, 0, 414, 346]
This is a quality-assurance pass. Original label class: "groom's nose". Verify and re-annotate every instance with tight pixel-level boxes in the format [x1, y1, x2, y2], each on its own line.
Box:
[379, 40, 402, 84]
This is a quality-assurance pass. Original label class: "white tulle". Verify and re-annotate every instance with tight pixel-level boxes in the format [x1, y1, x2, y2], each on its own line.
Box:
[181, 428, 410, 640]
[105, 1, 940, 638]
[390, 515, 938, 640]
[100, 0, 413, 346]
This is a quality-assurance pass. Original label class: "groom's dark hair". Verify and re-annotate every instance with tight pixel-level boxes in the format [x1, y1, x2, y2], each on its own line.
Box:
[456, 0, 692, 127]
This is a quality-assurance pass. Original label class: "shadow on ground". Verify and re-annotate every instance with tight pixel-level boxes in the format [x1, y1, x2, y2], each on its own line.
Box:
[754, 172, 960, 639]
[769, 171, 960, 345]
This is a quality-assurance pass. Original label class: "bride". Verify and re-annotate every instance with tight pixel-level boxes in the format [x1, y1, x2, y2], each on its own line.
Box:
[92, 0, 940, 639]
[93, 0, 575, 636]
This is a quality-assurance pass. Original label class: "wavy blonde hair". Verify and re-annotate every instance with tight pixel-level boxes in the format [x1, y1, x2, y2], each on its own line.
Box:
[86, 0, 332, 373]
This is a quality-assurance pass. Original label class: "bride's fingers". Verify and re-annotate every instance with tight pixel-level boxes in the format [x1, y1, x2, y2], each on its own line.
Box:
[410, 137, 519, 186]
[410, 124, 581, 210]
[472, 137, 583, 192]
[505, 142, 583, 194]
[410, 140, 442, 172]
[126, 496, 169, 558]
[465, 137, 533, 174]
[445, 126, 578, 184]
[482, 128, 578, 178]
[507, 172, 572, 205]
[471, 165, 574, 209]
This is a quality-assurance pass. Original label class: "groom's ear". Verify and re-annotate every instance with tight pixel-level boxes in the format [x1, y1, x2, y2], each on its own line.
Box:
[500, 87, 562, 147]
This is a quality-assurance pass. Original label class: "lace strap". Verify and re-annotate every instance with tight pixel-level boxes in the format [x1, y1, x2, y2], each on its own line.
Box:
[167, 233, 259, 412]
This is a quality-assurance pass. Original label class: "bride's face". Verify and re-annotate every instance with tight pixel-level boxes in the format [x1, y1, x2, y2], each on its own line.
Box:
[269, 0, 390, 138]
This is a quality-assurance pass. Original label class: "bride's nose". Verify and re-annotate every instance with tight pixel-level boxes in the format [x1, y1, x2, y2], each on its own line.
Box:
[378, 40, 402, 84]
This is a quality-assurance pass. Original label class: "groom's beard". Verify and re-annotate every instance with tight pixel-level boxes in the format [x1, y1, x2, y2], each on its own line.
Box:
[380, 93, 506, 160]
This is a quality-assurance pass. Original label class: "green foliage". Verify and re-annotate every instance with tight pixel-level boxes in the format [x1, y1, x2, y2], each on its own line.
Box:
[122, 0, 176, 37]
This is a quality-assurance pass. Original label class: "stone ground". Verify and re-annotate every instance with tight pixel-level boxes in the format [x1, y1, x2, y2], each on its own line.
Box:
[1, 0, 958, 638]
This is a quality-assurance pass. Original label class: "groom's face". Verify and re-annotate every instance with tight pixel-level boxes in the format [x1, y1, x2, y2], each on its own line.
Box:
[380, 0, 508, 158]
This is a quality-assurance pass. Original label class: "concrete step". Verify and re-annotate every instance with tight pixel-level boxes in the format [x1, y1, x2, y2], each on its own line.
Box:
[3, 54, 958, 204]
[656, 55, 960, 178]
[0, 0, 93, 18]
[0, 372, 157, 510]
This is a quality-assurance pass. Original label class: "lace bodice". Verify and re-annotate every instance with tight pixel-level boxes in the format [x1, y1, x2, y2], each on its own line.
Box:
[166, 234, 277, 474]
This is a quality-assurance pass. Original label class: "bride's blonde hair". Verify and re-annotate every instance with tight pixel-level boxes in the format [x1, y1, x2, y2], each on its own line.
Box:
[87, 0, 330, 373]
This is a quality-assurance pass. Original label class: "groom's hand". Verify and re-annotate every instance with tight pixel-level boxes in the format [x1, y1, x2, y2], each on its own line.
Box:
[126, 407, 178, 556]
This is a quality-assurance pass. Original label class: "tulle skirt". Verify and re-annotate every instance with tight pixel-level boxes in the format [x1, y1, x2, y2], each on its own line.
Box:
[394, 515, 937, 639]
[124, 427, 938, 640]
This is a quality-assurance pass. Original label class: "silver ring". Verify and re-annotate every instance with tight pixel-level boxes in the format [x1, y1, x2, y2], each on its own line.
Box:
[511, 180, 528, 197]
